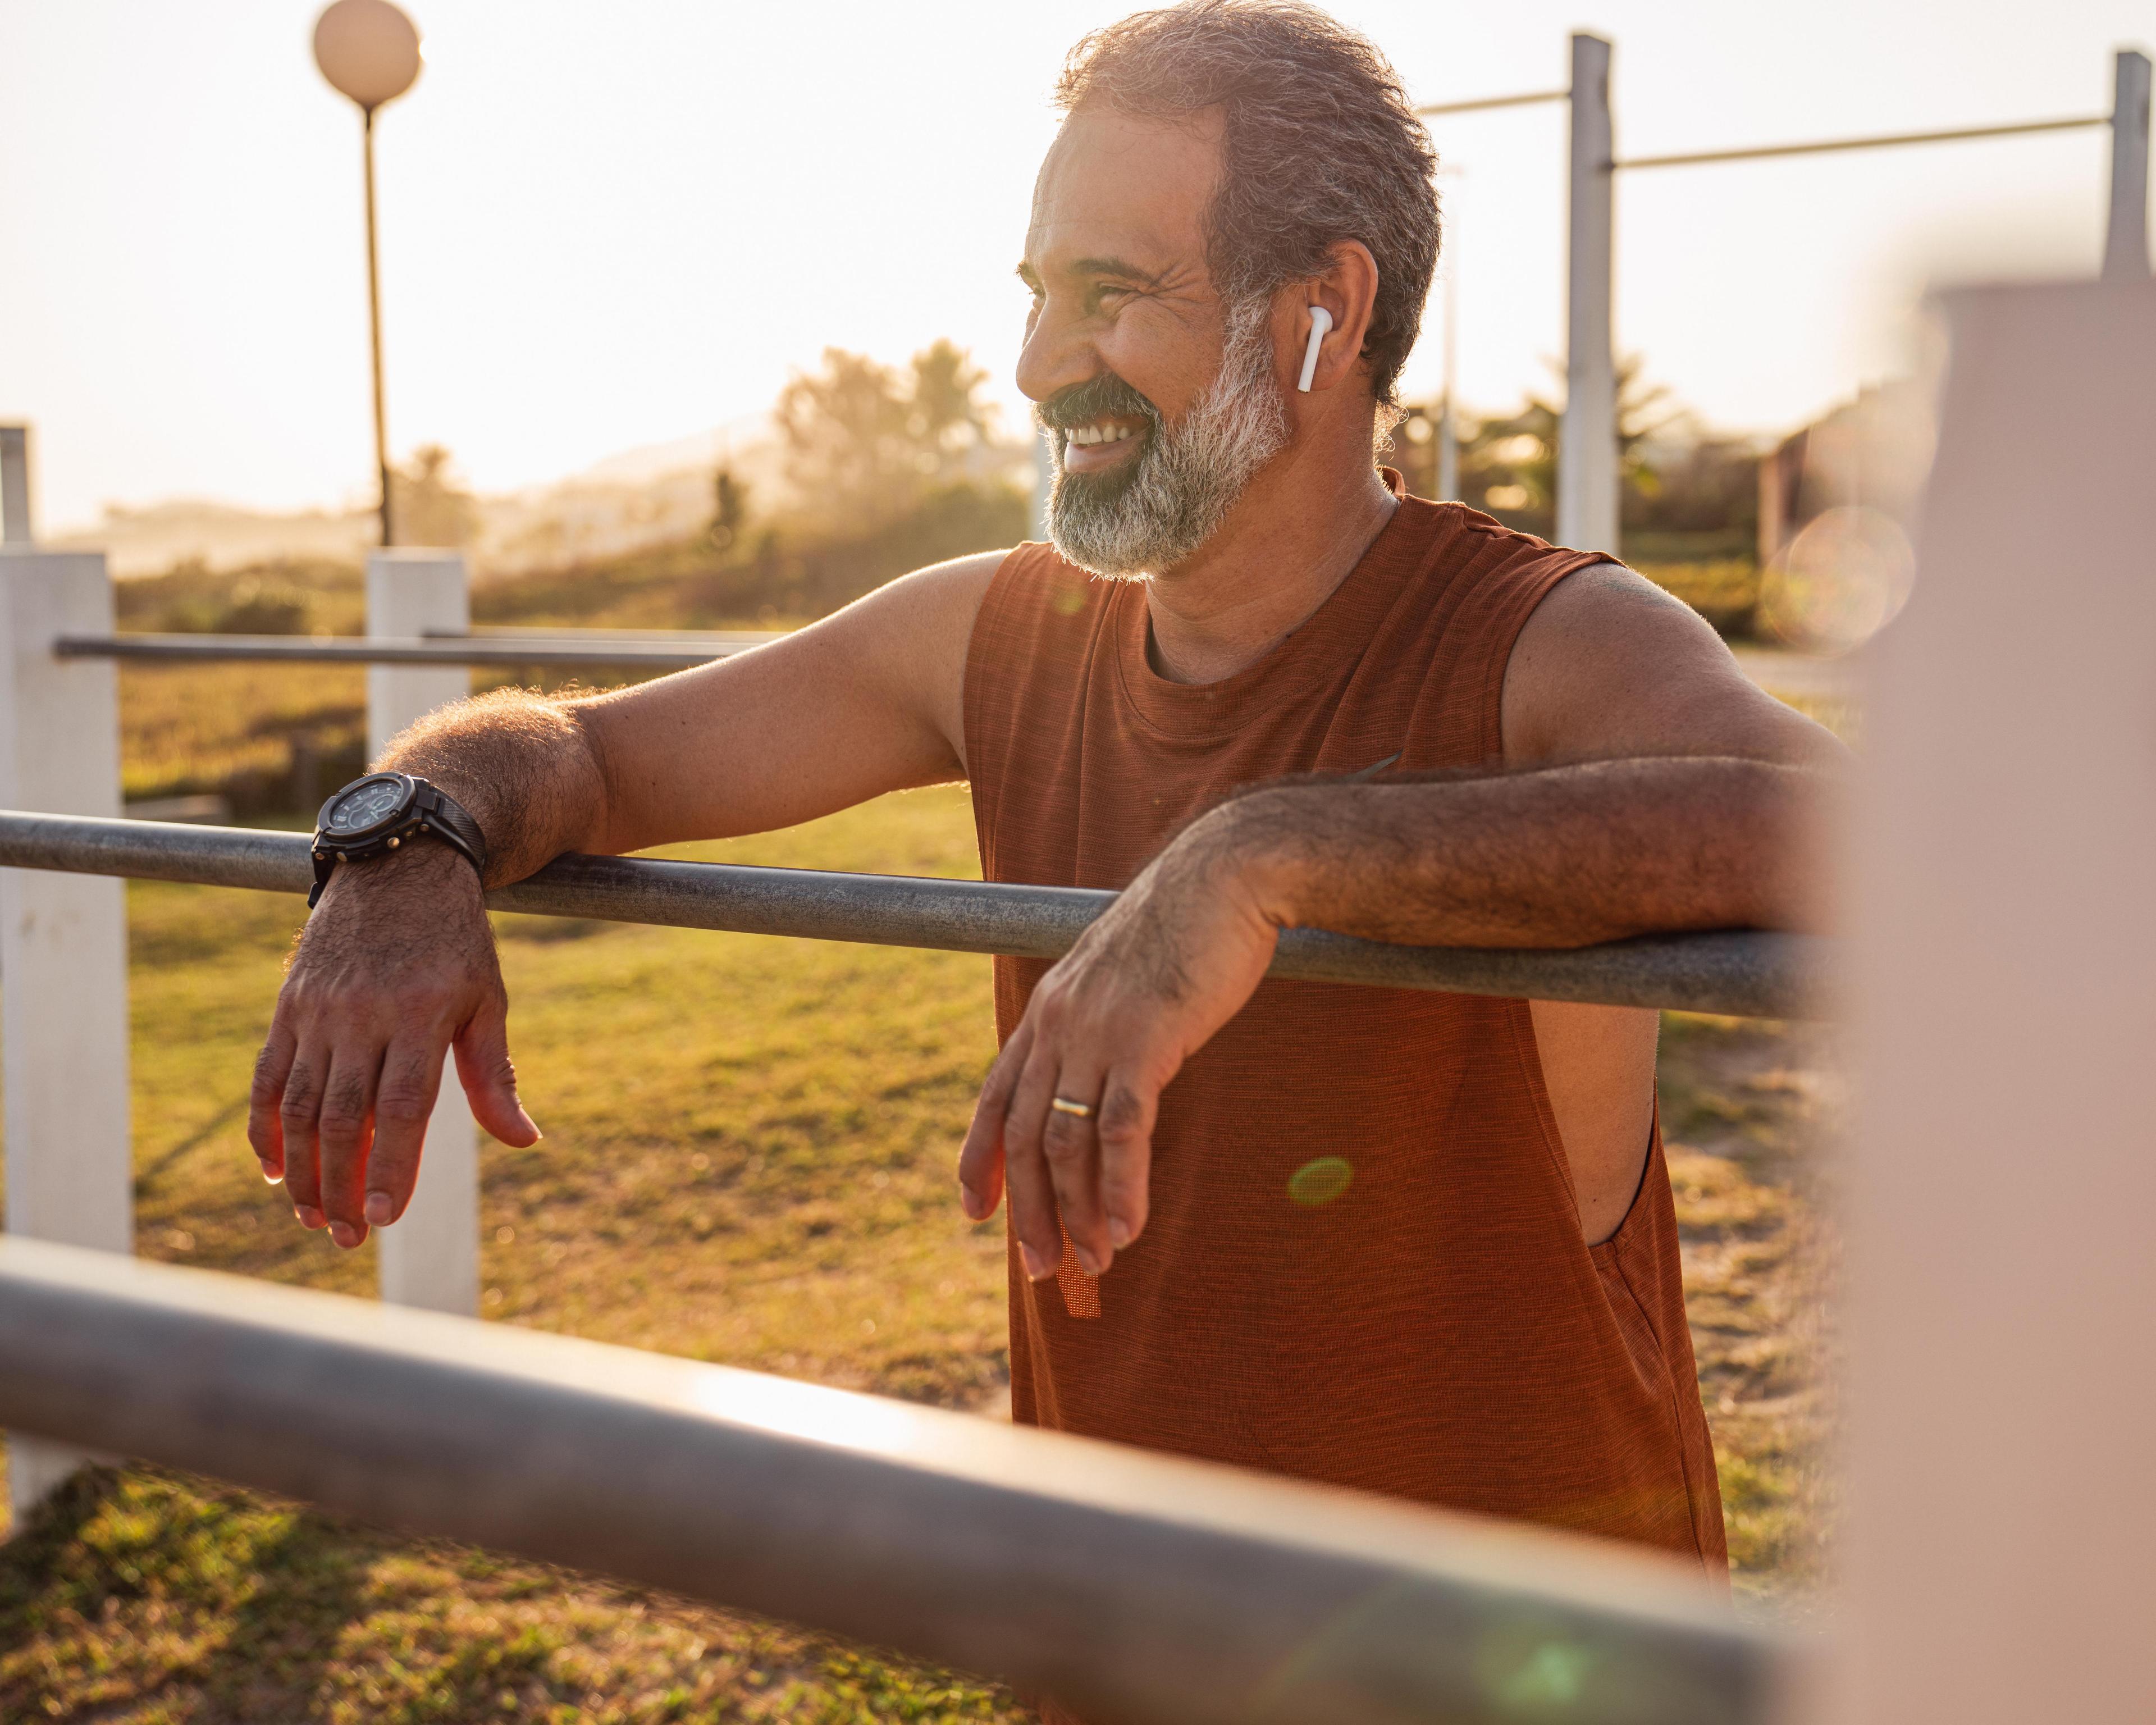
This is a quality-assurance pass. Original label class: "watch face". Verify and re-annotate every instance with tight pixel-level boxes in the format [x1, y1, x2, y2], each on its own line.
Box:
[325, 775, 408, 837]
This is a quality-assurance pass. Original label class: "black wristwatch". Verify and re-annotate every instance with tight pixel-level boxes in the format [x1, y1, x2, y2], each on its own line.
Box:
[309, 772, 489, 908]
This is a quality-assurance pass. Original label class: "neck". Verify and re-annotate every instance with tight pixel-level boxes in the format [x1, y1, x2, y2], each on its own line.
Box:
[1140, 412, 1399, 686]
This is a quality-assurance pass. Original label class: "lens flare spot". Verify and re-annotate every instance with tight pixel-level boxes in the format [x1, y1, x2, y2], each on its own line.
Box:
[1758, 505, 1915, 655]
[1287, 1156, 1353, 1207]
[1493, 1639, 1595, 1711]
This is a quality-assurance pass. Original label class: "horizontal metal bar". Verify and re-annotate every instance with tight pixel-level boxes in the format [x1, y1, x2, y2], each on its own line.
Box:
[0, 811, 1830, 1016]
[1617, 112, 2105, 171]
[437, 625, 786, 647]
[0, 1237, 1790, 1724]
[52, 632, 746, 670]
[1417, 87, 1568, 117]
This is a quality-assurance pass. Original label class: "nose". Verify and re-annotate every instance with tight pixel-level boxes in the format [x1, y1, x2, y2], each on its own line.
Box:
[1016, 291, 1096, 409]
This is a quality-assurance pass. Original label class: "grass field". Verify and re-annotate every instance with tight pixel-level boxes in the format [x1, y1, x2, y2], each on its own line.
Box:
[3, 653, 1844, 1722]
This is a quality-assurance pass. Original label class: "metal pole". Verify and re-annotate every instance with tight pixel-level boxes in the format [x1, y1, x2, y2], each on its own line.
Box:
[1415, 88, 1568, 118]
[0, 426, 30, 544]
[1558, 33, 1619, 555]
[2104, 49, 2152, 280]
[0, 810, 1829, 1019]
[52, 632, 751, 669]
[1616, 112, 2104, 173]
[0, 1236, 1789, 1725]
[363, 104, 394, 546]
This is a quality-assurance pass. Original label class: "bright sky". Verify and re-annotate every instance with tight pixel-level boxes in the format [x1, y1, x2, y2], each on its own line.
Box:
[2, 0, 2146, 531]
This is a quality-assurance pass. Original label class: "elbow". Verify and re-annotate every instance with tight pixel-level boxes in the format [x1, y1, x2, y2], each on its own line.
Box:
[1726, 760, 1841, 933]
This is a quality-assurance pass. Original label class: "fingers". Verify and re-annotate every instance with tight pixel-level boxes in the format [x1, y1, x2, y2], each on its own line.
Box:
[248, 1019, 298, 1182]
[451, 993, 541, 1148]
[365, 1035, 450, 1228]
[315, 1046, 382, 1250]
[1094, 1066, 1161, 1252]
[957, 1025, 1027, 1223]
[278, 1042, 330, 1231]
[1036, 1057, 1113, 1275]
[999, 1031, 1072, 1283]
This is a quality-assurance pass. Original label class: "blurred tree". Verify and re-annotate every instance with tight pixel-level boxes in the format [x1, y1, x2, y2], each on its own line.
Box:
[1446, 357, 1679, 540]
[776, 341, 1001, 526]
[709, 467, 750, 551]
[391, 445, 479, 548]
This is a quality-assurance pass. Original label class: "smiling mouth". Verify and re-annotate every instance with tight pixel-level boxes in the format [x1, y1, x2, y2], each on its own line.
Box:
[1060, 417, 1151, 470]
[1066, 418, 1142, 446]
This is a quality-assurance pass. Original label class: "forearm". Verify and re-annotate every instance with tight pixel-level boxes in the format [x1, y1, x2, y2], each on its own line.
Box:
[377, 689, 610, 886]
[1206, 756, 1833, 950]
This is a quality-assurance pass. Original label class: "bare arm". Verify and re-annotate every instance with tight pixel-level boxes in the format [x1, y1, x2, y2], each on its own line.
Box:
[960, 562, 1848, 1281]
[1225, 562, 1845, 945]
[249, 551, 1003, 1251]
[364, 549, 1002, 877]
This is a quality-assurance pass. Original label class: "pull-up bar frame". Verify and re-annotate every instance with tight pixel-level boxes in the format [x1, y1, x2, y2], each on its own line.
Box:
[1413, 42, 2153, 554]
[1616, 111, 2109, 172]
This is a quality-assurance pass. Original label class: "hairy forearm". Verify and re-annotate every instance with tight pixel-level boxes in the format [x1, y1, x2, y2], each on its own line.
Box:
[376, 689, 611, 886]
[1205, 756, 1833, 949]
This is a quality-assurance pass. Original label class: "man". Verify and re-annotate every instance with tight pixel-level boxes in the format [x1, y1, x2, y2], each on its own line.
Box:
[251, 0, 1840, 1582]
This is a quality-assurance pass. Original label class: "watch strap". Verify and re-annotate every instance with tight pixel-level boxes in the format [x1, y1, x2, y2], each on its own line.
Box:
[412, 781, 489, 880]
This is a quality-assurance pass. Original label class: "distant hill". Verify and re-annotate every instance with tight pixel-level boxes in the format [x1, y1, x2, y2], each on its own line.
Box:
[49, 416, 797, 579]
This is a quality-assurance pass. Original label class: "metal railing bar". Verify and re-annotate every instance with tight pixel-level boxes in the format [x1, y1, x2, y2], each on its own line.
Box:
[0, 811, 1829, 1017]
[1616, 112, 2107, 171]
[1416, 88, 1568, 117]
[433, 624, 787, 646]
[52, 632, 741, 670]
[0, 1237, 1790, 1725]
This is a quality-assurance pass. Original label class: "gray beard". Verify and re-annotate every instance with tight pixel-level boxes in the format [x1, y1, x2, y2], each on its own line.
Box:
[1044, 302, 1290, 579]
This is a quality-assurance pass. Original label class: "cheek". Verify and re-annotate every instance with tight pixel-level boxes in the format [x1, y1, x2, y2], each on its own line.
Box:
[1100, 305, 1219, 421]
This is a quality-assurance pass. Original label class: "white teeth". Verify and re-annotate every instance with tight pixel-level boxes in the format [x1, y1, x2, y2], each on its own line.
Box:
[1066, 421, 1137, 448]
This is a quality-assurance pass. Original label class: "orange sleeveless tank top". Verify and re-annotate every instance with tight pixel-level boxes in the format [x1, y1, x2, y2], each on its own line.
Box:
[962, 487, 1727, 1571]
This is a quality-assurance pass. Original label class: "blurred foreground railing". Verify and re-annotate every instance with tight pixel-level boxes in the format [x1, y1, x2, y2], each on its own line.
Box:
[0, 810, 1829, 1018]
[0, 1235, 1793, 1725]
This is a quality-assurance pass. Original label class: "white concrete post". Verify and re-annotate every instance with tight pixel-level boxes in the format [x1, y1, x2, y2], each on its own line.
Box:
[364, 548, 478, 1316]
[0, 426, 31, 545]
[1843, 280, 2156, 1723]
[1557, 33, 1619, 555]
[2103, 49, 2152, 281]
[1, 546, 131, 1521]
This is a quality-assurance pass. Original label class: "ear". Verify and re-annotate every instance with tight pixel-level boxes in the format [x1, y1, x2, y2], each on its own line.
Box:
[1270, 240, 1380, 398]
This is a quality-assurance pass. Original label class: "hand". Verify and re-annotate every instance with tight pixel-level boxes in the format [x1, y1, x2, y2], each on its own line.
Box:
[957, 811, 1286, 1280]
[248, 842, 541, 1249]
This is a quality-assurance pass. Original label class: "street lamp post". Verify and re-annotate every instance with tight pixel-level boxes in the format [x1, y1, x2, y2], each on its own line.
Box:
[313, 0, 422, 548]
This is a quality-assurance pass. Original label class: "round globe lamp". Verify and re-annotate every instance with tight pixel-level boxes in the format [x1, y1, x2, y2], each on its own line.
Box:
[313, 0, 421, 110]
[313, 0, 422, 546]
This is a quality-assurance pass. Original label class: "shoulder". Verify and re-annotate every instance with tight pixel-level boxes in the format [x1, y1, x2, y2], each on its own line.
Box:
[871, 547, 1011, 632]
[1501, 560, 1848, 769]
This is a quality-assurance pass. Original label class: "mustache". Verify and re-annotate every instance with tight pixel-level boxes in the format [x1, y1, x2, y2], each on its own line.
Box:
[1036, 372, 1162, 433]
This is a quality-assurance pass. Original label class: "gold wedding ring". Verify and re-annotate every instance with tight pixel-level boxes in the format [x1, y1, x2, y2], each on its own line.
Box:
[1049, 1096, 1095, 1120]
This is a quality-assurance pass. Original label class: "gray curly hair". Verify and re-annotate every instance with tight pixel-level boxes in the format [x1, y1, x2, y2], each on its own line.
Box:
[1054, 0, 1441, 409]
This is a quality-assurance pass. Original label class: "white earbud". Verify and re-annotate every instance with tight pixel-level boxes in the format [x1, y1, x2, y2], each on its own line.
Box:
[1296, 305, 1334, 393]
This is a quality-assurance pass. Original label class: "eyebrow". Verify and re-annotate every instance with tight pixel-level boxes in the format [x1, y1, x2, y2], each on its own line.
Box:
[1014, 255, 1170, 289]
